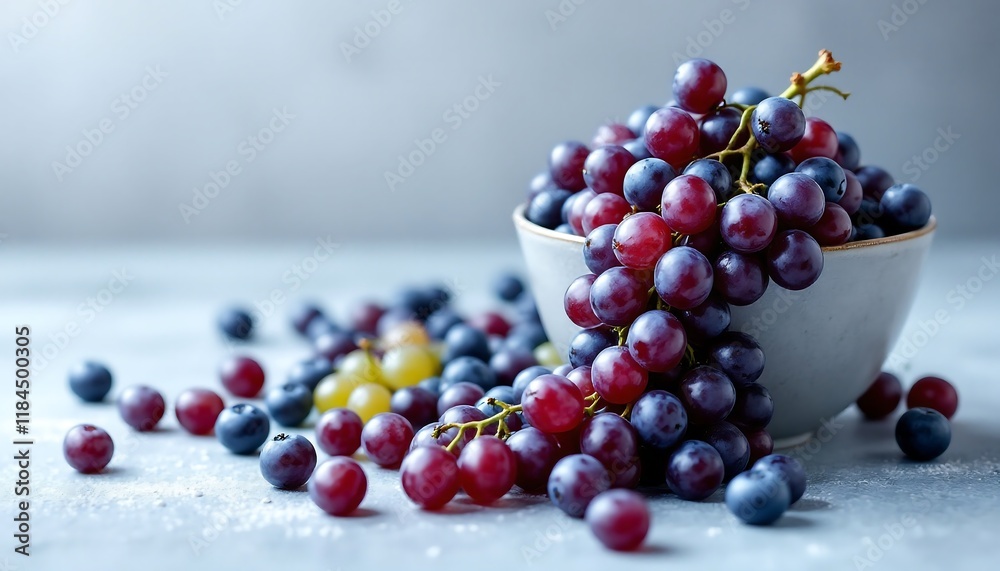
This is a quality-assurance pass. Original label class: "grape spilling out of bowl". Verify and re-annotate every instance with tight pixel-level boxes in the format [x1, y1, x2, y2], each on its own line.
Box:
[61, 50, 952, 553]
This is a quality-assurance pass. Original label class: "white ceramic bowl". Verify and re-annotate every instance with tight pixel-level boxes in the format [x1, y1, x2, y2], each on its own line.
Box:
[513, 204, 936, 444]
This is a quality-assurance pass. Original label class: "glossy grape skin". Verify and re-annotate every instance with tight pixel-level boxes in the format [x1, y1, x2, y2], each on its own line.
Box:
[665, 440, 725, 501]
[584, 145, 635, 195]
[682, 218, 723, 260]
[592, 123, 635, 147]
[583, 224, 623, 275]
[442, 324, 491, 364]
[623, 139, 652, 161]
[906, 376, 958, 419]
[700, 421, 751, 480]
[580, 413, 640, 487]
[547, 454, 612, 517]
[725, 470, 790, 525]
[880, 184, 932, 233]
[644, 107, 700, 168]
[766, 230, 824, 290]
[672, 58, 727, 113]
[854, 165, 895, 200]
[315, 408, 363, 456]
[260, 434, 317, 490]
[220, 356, 265, 398]
[564, 274, 602, 328]
[586, 489, 650, 551]
[568, 327, 616, 369]
[654, 246, 714, 310]
[796, 157, 847, 203]
[591, 346, 649, 405]
[565, 189, 597, 235]
[566, 366, 595, 397]
[753, 454, 806, 503]
[679, 366, 737, 425]
[440, 356, 496, 392]
[731, 383, 774, 428]
[522, 374, 585, 434]
[698, 107, 745, 156]
[708, 332, 765, 385]
[68, 361, 113, 402]
[590, 266, 650, 326]
[630, 390, 688, 449]
[767, 173, 826, 229]
[437, 382, 486, 417]
[361, 413, 415, 468]
[731, 86, 770, 105]
[855, 372, 903, 420]
[627, 104, 659, 136]
[218, 307, 253, 340]
[401, 446, 461, 509]
[506, 427, 561, 492]
[720, 193, 778, 253]
[895, 408, 951, 461]
[549, 141, 589, 190]
[613, 213, 672, 270]
[789, 117, 838, 163]
[678, 293, 731, 344]
[684, 158, 733, 202]
[117, 385, 166, 432]
[836, 132, 861, 171]
[839, 170, 864, 215]
[63, 424, 114, 473]
[742, 427, 774, 468]
[458, 436, 517, 504]
[287, 357, 333, 392]
[810, 203, 853, 246]
[582, 193, 631, 234]
[346, 383, 393, 423]
[309, 458, 367, 516]
[661, 175, 718, 235]
[175, 388, 225, 435]
[626, 310, 686, 372]
[511, 365, 551, 403]
[381, 345, 439, 390]
[853, 224, 886, 241]
[215, 404, 271, 455]
[750, 97, 805, 153]
[750, 153, 796, 187]
[528, 188, 574, 229]
[624, 158, 676, 211]
[262, 383, 311, 428]
[713, 250, 769, 306]
[489, 347, 538, 386]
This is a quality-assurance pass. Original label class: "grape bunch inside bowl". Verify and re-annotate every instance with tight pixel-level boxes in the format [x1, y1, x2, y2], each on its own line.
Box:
[514, 51, 936, 444]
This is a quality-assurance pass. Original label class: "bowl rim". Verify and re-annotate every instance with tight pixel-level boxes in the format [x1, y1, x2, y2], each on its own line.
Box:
[512, 204, 936, 252]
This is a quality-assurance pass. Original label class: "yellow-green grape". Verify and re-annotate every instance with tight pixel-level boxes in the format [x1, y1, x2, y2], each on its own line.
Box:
[338, 349, 385, 386]
[346, 382, 392, 423]
[534, 342, 563, 368]
[381, 345, 439, 390]
[382, 320, 431, 348]
[313, 374, 360, 412]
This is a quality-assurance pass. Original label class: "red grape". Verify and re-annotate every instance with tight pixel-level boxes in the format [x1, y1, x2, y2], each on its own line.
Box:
[63, 424, 114, 473]
[582, 193, 631, 235]
[458, 436, 517, 504]
[856, 371, 903, 420]
[720, 193, 778, 253]
[907, 376, 958, 419]
[661, 174, 718, 234]
[789, 117, 838, 163]
[673, 58, 727, 114]
[175, 388, 225, 436]
[564, 274, 602, 328]
[586, 489, 650, 551]
[809, 202, 852, 246]
[549, 141, 589, 191]
[591, 346, 648, 404]
[644, 107, 700, 168]
[625, 310, 687, 372]
[592, 123, 635, 147]
[653, 246, 714, 310]
[584, 145, 635, 195]
[308, 458, 367, 516]
[401, 446, 460, 509]
[522, 374, 585, 434]
[361, 413, 414, 468]
[316, 408, 364, 456]
[612, 212, 672, 270]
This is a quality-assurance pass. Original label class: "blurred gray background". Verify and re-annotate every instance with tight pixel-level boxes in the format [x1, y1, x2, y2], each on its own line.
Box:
[0, 0, 995, 243]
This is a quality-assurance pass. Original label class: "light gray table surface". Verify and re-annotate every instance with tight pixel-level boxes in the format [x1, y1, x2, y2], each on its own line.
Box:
[1, 240, 998, 571]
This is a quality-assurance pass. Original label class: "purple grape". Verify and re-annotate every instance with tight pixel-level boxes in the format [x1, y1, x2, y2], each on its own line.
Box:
[580, 413, 640, 488]
[678, 293, 731, 344]
[766, 230, 824, 290]
[391, 387, 439, 429]
[654, 246, 713, 310]
[767, 173, 826, 228]
[854, 165, 894, 201]
[750, 97, 805, 153]
[547, 454, 612, 518]
[731, 383, 774, 429]
[630, 390, 688, 449]
[683, 158, 733, 202]
[568, 327, 617, 369]
[590, 267, 650, 326]
[549, 141, 589, 191]
[700, 421, 750, 480]
[698, 107, 745, 155]
[625, 310, 687, 373]
[708, 332, 765, 385]
[720, 193, 778, 254]
[665, 440, 725, 501]
[623, 158, 676, 211]
[583, 224, 623, 275]
[678, 366, 736, 425]
[713, 250, 769, 306]
[437, 383, 486, 417]
[835, 132, 861, 171]
[507, 427, 561, 492]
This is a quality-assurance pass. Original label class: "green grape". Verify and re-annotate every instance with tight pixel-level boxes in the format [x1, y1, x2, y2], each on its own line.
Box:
[382, 345, 440, 390]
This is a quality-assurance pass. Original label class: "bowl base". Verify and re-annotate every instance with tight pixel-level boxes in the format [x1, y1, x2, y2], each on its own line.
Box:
[772, 431, 814, 450]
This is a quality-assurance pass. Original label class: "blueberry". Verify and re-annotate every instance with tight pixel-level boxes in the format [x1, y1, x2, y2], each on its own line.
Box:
[836, 131, 861, 171]
[752, 454, 807, 503]
[725, 470, 790, 525]
[418, 376, 441, 396]
[440, 356, 497, 392]
[259, 433, 317, 489]
[511, 366, 551, 403]
[853, 224, 885, 241]
[425, 308, 464, 341]
[527, 188, 573, 230]
[492, 272, 525, 303]
[265, 383, 314, 427]
[442, 324, 491, 363]
[216, 403, 271, 454]
[512, 295, 542, 325]
[880, 183, 931, 234]
[795, 157, 847, 203]
[286, 358, 333, 392]
[895, 407, 951, 461]
[68, 361, 113, 402]
[218, 307, 253, 340]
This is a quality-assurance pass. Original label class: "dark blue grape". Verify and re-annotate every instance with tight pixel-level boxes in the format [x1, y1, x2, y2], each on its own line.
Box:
[854, 165, 894, 200]
[504, 321, 547, 353]
[666, 440, 724, 501]
[879, 184, 931, 233]
[699, 107, 745, 155]
[708, 332, 764, 385]
[795, 157, 846, 203]
[511, 366, 551, 403]
[730, 86, 770, 106]
[750, 97, 805, 153]
[700, 421, 750, 480]
[418, 376, 441, 396]
[218, 307, 253, 340]
[547, 454, 612, 517]
[440, 357, 496, 392]
[725, 470, 789, 525]
[568, 326, 617, 368]
[683, 158, 733, 202]
[583, 224, 623, 274]
[425, 308, 463, 341]
[289, 301, 325, 337]
[286, 357, 332, 392]
[853, 224, 885, 241]
[68, 361, 113, 402]
[442, 324, 491, 363]
[216, 404, 270, 455]
[306, 316, 340, 342]
[508, 427, 561, 492]
[623, 158, 676, 211]
[835, 132, 861, 171]
[627, 104, 660, 136]
[752, 454, 806, 503]
[895, 407, 950, 461]
[259, 433, 317, 489]
[390, 386, 438, 428]
[630, 390, 687, 449]
[623, 139, 652, 160]
[264, 383, 313, 427]
[678, 366, 736, 425]
[493, 272, 525, 302]
[678, 293, 731, 345]
[731, 383, 773, 429]
[750, 153, 795, 187]
[489, 348, 538, 386]
[527, 188, 573, 229]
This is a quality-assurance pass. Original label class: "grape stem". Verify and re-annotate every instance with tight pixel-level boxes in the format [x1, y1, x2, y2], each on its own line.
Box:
[707, 49, 849, 194]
